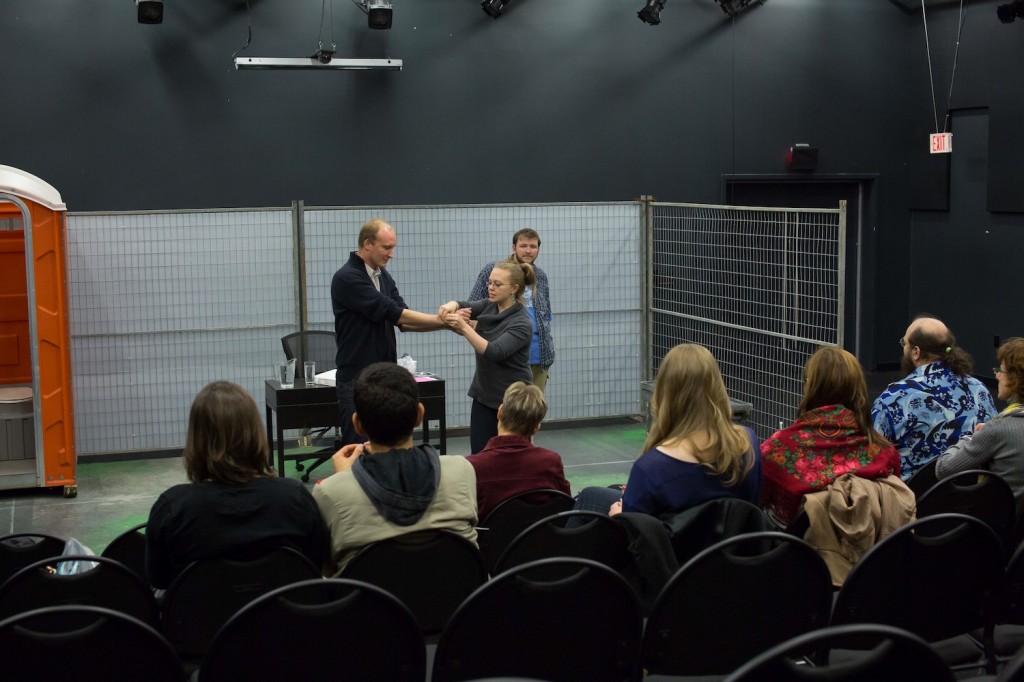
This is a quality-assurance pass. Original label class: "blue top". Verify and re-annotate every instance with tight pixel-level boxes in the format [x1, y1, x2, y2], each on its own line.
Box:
[871, 361, 997, 480]
[622, 427, 762, 517]
[523, 286, 541, 364]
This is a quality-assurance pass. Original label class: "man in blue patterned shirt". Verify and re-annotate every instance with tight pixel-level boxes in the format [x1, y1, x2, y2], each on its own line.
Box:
[871, 315, 997, 480]
[470, 228, 554, 392]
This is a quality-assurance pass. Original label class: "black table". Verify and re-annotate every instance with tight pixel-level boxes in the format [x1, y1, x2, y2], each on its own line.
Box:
[265, 374, 447, 478]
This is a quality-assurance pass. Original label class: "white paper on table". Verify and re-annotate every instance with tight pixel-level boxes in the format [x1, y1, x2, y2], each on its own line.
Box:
[314, 369, 337, 387]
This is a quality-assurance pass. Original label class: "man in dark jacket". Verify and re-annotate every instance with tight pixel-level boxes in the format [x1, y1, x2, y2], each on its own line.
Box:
[331, 219, 445, 444]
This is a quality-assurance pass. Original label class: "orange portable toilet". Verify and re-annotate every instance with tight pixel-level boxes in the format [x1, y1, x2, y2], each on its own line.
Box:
[0, 166, 76, 497]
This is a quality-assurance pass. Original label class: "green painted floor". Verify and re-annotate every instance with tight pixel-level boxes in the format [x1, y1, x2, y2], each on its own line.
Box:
[1, 421, 645, 554]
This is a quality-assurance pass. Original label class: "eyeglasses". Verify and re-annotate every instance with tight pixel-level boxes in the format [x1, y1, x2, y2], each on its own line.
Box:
[898, 337, 907, 348]
[487, 281, 507, 289]
[994, 367, 1006, 376]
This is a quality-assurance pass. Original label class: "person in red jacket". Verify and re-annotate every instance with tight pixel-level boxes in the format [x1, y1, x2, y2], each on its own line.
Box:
[467, 381, 571, 520]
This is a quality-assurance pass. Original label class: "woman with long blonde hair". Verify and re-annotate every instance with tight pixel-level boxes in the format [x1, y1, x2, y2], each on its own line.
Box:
[574, 344, 761, 518]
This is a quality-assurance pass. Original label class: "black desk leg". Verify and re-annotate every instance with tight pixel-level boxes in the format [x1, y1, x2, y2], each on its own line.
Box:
[277, 423, 286, 478]
[265, 405, 275, 470]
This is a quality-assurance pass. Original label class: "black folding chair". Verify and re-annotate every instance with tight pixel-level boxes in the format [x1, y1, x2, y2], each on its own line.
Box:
[493, 510, 631, 575]
[905, 457, 940, 497]
[433, 558, 642, 682]
[200, 579, 425, 682]
[0, 532, 65, 585]
[0, 554, 159, 627]
[723, 624, 955, 682]
[338, 529, 486, 635]
[642, 532, 833, 676]
[0, 605, 182, 682]
[917, 469, 1017, 554]
[831, 513, 1003, 673]
[100, 522, 147, 584]
[477, 489, 574, 574]
[160, 546, 321, 662]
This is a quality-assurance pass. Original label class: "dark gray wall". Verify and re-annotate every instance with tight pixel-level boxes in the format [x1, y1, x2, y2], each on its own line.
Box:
[2, 0, 1021, 368]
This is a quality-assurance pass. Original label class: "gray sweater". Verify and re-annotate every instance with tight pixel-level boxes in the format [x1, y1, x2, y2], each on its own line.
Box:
[935, 406, 1024, 514]
[457, 299, 533, 409]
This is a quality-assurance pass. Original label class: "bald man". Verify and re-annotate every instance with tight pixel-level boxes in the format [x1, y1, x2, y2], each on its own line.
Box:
[871, 315, 997, 480]
[331, 219, 445, 445]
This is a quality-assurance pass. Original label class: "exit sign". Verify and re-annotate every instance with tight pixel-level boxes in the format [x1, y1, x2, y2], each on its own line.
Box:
[930, 132, 952, 154]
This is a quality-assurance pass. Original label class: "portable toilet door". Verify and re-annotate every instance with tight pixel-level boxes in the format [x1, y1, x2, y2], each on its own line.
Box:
[0, 166, 77, 497]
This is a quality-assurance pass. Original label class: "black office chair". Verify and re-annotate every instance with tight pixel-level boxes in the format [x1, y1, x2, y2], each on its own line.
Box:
[281, 329, 339, 481]
[0, 605, 183, 682]
[723, 624, 956, 682]
[642, 531, 833, 676]
[199, 579, 426, 682]
[917, 469, 1017, 554]
[338, 529, 487, 636]
[0, 532, 66, 585]
[830, 513, 1003, 672]
[433, 558, 643, 682]
[493, 510, 631, 575]
[161, 546, 321, 662]
[100, 522, 148, 585]
[0, 555, 160, 627]
[477, 489, 575, 574]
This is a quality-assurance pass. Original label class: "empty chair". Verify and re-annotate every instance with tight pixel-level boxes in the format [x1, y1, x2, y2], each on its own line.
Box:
[160, 546, 321, 661]
[906, 457, 940, 497]
[989, 540, 1024, 661]
[477, 489, 574, 573]
[281, 329, 340, 481]
[493, 510, 631, 575]
[100, 522, 147, 584]
[199, 578, 425, 682]
[0, 532, 65, 585]
[0, 605, 182, 682]
[642, 531, 833, 677]
[831, 513, 1003, 670]
[338, 529, 487, 635]
[917, 469, 1017, 553]
[0, 554, 159, 626]
[433, 558, 643, 682]
[723, 624, 956, 682]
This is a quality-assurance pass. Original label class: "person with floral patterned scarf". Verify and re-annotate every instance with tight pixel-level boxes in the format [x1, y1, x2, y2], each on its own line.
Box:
[761, 347, 901, 526]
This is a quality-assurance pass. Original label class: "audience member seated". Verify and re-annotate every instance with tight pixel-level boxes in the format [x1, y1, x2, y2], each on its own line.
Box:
[145, 381, 327, 590]
[936, 336, 1024, 513]
[761, 346, 902, 526]
[872, 314, 996, 480]
[313, 362, 478, 575]
[468, 381, 571, 519]
[573, 344, 761, 519]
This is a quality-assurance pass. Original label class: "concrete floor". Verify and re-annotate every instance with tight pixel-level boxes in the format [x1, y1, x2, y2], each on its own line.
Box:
[0, 421, 644, 554]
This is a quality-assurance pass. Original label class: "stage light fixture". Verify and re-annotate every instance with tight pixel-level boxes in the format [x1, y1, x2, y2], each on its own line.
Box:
[997, 0, 1024, 23]
[716, 0, 760, 18]
[136, 0, 163, 24]
[637, 0, 666, 25]
[364, 0, 393, 29]
[481, 0, 510, 19]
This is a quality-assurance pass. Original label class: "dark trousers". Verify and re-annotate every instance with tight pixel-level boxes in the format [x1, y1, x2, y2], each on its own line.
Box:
[335, 381, 362, 446]
[469, 399, 499, 454]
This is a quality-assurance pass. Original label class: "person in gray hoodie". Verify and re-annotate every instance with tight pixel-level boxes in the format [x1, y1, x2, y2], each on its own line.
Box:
[312, 362, 478, 575]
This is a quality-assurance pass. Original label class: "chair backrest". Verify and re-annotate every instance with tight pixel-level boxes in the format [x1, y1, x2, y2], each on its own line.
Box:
[642, 531, 833, 676]
[433, 558, 643, 682]
[0, 605, 183, 682]
[100, 522, 147, 584]
[200, 578, 425, 682]
[905, 457, 940, 497]
[998, 540, 1024, 626]
[0, 532, 66, 585]
[665, 497, 775, 566]
[493, 510, 631, 575]
[281, 330, 337, 372]
[917, 469, 1017, 552]
[339, 529, 487, 635]
[478, 489, 574, 573]
[722, 624, 956, 682]
[160, 546, 321, 660]
[831, 514, 1003, 643]
[0, 555, 160, 626]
